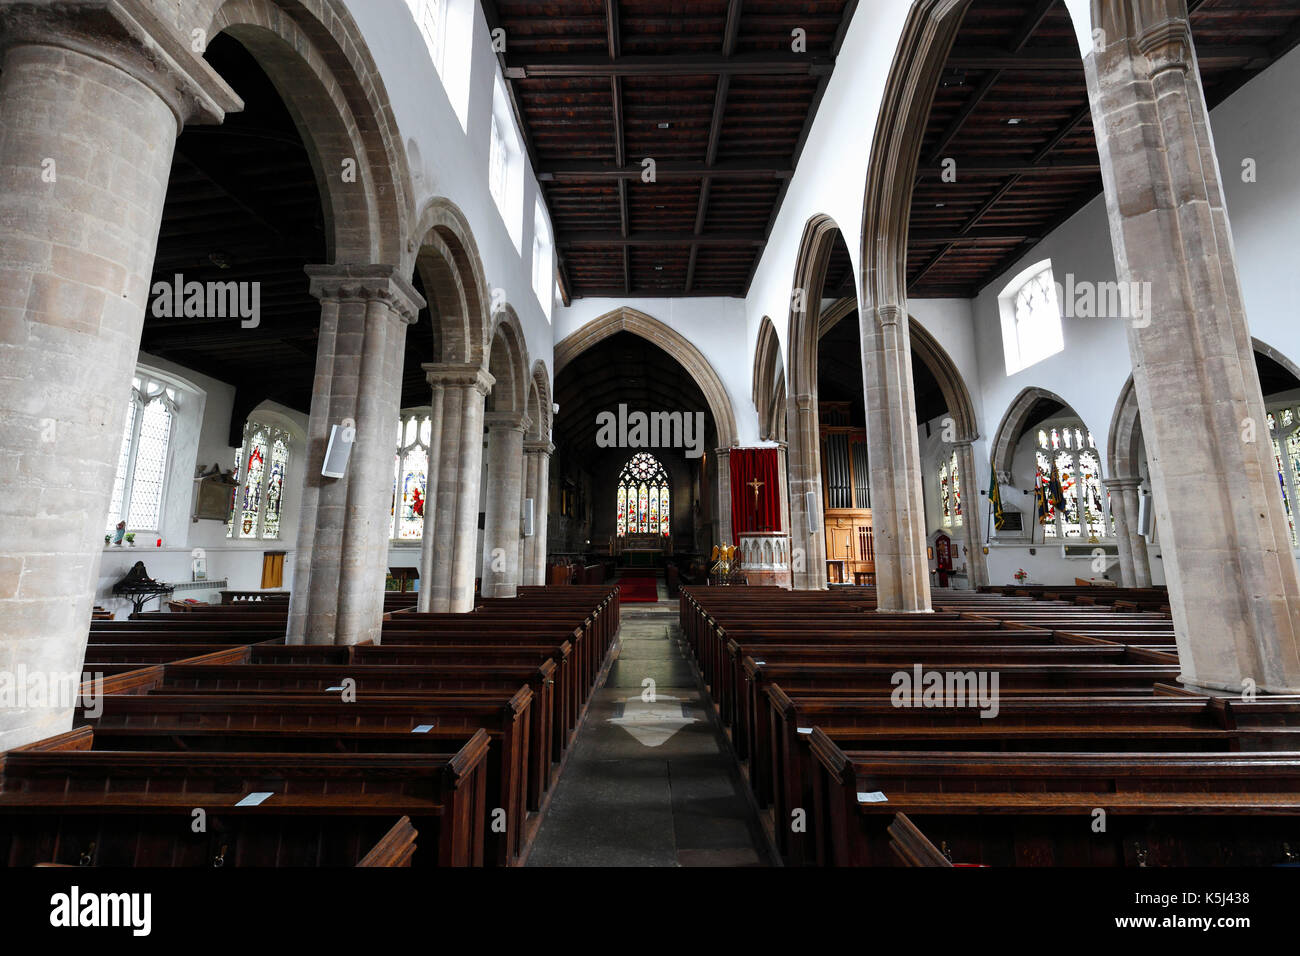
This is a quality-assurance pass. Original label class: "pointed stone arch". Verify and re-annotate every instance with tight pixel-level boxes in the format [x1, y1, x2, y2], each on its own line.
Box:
[209, 0, 413, 266]
[752, 316, 786, 443]
[784, 214, 846, 591]
[553, 307, 737, 449]
[990, 385, 1077, 477]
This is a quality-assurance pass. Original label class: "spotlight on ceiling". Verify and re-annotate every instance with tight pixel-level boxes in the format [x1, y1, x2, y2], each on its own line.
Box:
[1007, 117, 1024, 125]
[658, 122, 670, 129]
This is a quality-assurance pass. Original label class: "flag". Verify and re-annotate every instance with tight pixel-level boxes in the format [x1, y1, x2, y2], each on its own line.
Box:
[1035, 471, 1052, 525]
[989, 465, 1006, 531]
[1048, 460, 1067, 511]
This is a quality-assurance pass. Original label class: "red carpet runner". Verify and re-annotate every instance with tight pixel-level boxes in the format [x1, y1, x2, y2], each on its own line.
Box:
[617, 575, 660, 603]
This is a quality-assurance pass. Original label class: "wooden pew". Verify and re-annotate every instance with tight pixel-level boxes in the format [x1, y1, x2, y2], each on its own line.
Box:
[809, 732, 1300, 866]
[0, 727, 490, 867]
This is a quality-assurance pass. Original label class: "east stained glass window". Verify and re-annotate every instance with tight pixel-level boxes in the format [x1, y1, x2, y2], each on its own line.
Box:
[1036, 424, 1109, 540]
[391, 413, 433, 540]
[228, 421, 293, 540]
[616, 453, 670, 536]
[106, 374, 177, 534]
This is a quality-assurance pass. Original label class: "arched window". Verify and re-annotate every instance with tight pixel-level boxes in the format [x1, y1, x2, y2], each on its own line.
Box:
[228, 421, 292, 539]
[1035, 424, 1108, 540]
[998, 260, 1065, 374]
[392, 413, 432, 540]
[939, 451, 962, 527]
[616, 453, 670, 537]
[1266, 406, 1300, 548]
[107, 374, 178, 533]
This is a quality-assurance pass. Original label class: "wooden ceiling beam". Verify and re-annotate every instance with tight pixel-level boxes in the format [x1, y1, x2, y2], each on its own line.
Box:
[916, 158, 1100, 177]
[559, 231, 765, 247]
[504, 52, 833, 79]
[947, 45, 1269, 70]
[539, 159, 792, 180]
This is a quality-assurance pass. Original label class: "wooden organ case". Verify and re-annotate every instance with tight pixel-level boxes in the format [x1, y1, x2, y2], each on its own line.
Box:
[819, 402, 875, 585]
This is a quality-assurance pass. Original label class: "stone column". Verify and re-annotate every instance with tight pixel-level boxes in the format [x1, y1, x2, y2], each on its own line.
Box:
[786, 393, 828, 589]
[1086, 0, 1300, 692]
[715, 447, 733, 547]
[422, 364, 494, 612]
[0, 2, 239, 749]
[416, 381, 446, 605]
[860, 304, 932, 611]
[774, 441, 792, 536]
[521, 440, 554, 586]
[288, 267, 424, 645]
[953, 438, 989, 589]
[481, 411, 529, 598]
[1104, 475, 1152, 588]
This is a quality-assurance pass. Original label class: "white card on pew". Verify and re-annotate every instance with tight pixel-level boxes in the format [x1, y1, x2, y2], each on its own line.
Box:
[797, 727, 813, 735]
[236, 792, 275, 807]
[857, 791, 889, 803]
[412, 724, 435, 733]
[326, 685, 345, 691]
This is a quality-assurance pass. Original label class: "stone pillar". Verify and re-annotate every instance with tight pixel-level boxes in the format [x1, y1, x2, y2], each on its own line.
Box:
[786, 393, 828, 589]
[521, 440, 554, 586]
[288, 267, 424, 645]
[481, 411, 529, 598]
[953, 439, 989, 589]
[860, 304, 932, 611]
[1086, 0, 1300, 692]
[0, 3, 239, 749]
[715, 447, 733, 547]
[1104, 475, 1152, 588]
[416, 382, 446, 606]
[774, 441, 792, 536]
[422, 364, 494, 612]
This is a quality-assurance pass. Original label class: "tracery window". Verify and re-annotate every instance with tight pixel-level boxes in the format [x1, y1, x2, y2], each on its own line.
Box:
[1267, 407, 1300, 548]
[939, 451, 963, 528]
[1000, 261, 1065, 374]
[107, 374, 178, 534]
[228, 421, 292, 540]
[1034, 424, 1109, 540]
[392, 414, 432, 541]
[616, 453, 670, 537]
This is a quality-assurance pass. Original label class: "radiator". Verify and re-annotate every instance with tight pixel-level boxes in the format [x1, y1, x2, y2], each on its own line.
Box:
[171, 578, 228, 596]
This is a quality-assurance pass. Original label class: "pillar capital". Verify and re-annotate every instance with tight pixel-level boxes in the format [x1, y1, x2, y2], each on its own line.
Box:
[876, 303, 905, 327]
[423, 362, 495, 396]
[306, 264, 424, 323]
[485, 410, 530, 433]
[524, 440, 556, 456]
[1103, 474, 1144, 493]
[0, 0, 242, 127]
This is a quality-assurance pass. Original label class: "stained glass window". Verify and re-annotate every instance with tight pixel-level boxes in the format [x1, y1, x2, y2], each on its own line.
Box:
[391, 412, 433, 540]
[939, 451, 963, 528]
[615, 453, 671, 537]
[1036, 423, 1110, 540]
[228, 421, 293, 540]
[1267, 407, 1300, 548]
[106, 375, 177, 534]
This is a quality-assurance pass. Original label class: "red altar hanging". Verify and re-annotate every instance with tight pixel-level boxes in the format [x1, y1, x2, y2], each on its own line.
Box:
[729, 447, 782, 545]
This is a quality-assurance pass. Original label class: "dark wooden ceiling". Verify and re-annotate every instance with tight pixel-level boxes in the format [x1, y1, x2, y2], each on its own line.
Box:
[141, 35, 439, 439]
[483, 0, 858, 298]
[909, 0, 1300, 298]
[553, 330, 713, 453]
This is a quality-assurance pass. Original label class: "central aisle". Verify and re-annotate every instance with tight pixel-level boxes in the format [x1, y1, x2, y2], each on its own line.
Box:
[525, 591, 773, 867]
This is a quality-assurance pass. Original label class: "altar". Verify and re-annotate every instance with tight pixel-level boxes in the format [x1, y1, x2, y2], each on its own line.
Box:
[613, 532, 671, 564]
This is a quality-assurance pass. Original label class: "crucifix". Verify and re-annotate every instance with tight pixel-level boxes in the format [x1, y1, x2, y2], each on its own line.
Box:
[747, 477, 764, 529]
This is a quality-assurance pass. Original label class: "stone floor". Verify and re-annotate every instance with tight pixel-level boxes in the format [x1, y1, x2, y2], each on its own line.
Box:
[525, 586, 773, 867]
